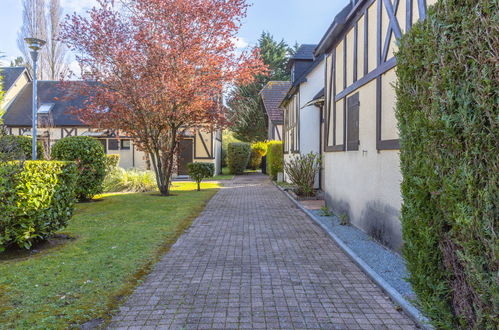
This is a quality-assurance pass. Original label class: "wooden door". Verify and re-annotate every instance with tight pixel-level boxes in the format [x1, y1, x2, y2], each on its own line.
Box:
[178, 138, 193, 175]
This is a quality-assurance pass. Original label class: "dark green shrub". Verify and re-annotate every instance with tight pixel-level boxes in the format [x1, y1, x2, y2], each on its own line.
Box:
[51, 136, 107, 201]
[0, 135, 44, 161]
[0, 161, 78, 250]
[227, 142, 250, 174]
[266, 141, 283, 180]
[105, 154, 120, 173]
[187, 162, 215, 191]
[284, 152, 321, 196]
[395, 0, 498, 328]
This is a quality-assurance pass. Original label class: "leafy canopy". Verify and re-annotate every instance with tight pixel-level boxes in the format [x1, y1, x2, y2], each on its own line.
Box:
[228, 32, 292, 142]
[60, 0, 266, 196]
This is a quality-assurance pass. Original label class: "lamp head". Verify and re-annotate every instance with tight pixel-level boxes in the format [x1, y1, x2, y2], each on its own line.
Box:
[24, 37, 46, 51]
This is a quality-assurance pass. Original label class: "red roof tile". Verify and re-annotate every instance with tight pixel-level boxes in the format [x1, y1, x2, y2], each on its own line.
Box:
[259, 81, 291, 124]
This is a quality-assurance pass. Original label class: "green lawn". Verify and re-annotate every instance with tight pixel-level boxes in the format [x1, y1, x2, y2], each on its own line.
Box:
[0, 181, 220, 329]
[210, 166, 234, 181]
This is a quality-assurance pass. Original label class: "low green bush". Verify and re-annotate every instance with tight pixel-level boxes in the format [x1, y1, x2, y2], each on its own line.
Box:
[396, 0, 498, 327]
[103, 167, 157, 193]
[51, 136, 107, 201]
[0, 161, 78, 250]
[227, 142, 250, 174]
[266, 140, 283, 180]
[0, 135, 44, 161]
[284, 152, 321, 196]
[105, 154, 120, 173]
[187, 162, 215, 191]
[221, 131, 241, 167]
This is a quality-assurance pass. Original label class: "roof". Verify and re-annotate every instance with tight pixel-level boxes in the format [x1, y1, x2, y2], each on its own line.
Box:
[292, 55, 324, 88]
[292, 44, 317, 60]
[314, 2, 353, 56]
[0, 67, 29, 92]
[2, 81, 89, 127]
[302, 88, 325, 109]
[259, 81, 291, 124]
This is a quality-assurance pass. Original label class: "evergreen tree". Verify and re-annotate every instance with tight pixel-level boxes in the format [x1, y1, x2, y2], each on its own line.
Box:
[228, 32, 292, 142]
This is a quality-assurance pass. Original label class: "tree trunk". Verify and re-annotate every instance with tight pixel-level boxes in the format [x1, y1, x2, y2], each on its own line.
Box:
[197, 181, 200, 191]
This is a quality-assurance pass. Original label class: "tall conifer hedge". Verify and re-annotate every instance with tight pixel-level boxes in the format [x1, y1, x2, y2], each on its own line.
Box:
[395, 0, 498, 328]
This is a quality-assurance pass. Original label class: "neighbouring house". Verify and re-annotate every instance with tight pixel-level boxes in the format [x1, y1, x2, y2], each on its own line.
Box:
[0, 66, 222, 175]
[259, 81, 291, 141]
[281, 0, 437, 251]
[281, 44, 326, 189]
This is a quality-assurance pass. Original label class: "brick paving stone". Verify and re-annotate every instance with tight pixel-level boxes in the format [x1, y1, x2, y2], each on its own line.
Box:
[108, 174, 417, 329]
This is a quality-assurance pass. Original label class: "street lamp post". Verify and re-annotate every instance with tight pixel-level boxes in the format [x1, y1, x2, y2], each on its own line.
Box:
[24, 37, 46, 160]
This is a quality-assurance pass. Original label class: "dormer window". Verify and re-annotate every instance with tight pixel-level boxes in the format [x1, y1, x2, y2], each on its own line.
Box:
[38, 103, 54, 114]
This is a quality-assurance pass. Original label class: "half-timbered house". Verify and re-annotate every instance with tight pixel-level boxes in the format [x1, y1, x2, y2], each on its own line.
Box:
[317, 0, 436, 250]
[0, 66, 222, 175]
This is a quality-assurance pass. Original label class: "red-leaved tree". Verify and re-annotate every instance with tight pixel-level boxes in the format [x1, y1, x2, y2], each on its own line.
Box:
[60, 0, 266, 195]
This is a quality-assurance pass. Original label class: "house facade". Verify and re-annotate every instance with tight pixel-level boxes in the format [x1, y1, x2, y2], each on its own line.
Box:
[281, 45, 325, 188]
[259, 81, 291, 141]
[0, 67, 222, 175]
[282, 0, 436, 251]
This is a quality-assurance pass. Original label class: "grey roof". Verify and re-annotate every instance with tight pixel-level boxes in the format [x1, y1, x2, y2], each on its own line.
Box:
[292, 44, 317, 60]
[315, 2, 353, 55]
[259, 81, 291, 124]
[2, 81, 88, 127]
[0, 67, 28, 92]
[292, 56, 324, 88]
[313, 88, 325, 100]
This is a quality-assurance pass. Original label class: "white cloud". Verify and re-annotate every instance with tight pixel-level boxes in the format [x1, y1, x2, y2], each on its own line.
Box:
[232, 37, 249, 49]
[61, 0, 99, 13]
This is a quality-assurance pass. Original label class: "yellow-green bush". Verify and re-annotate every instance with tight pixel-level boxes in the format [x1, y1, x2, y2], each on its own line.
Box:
[103, 167, 156, 193]
[266, 140, 283, 180]
[395, 0, 498, 327]
[0, 161, 78, 250]
[247, 141, 267, 170]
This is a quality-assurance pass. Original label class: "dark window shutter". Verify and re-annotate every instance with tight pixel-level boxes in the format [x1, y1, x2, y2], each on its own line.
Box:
[108, 139, 119, 150]
[347, 93, 360, 151]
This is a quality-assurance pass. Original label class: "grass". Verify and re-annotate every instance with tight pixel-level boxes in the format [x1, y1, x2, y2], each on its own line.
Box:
[0, 181, 220, 329]
[210, 167, 234, 181]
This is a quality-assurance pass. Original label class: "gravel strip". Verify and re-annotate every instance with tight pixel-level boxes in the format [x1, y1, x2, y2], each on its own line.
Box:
[310, 209, 416, 300]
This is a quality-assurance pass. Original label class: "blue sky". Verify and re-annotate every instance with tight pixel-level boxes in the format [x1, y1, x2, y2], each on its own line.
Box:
[0, 0, 350, 66]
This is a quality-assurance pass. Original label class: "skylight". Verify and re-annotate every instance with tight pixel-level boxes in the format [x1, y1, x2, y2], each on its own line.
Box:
[38, 103, 54, 114]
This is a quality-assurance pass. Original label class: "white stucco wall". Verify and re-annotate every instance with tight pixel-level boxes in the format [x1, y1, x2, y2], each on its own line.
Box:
[322, 78, 404, 251]
[298, 60, 324, 156]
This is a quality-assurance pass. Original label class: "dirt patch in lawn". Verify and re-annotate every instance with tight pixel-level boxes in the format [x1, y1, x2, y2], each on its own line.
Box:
[0, 234, 78, 262]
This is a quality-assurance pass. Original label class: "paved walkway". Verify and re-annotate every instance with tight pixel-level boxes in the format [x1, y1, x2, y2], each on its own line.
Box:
[109, 174, 416, 329]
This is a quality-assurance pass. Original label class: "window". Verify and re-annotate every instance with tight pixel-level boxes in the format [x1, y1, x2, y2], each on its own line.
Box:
[108, 139, 119, 150]
[120, 139, 131, 150]
[38, 103, 54, 114]
[346, 93, 360, 151]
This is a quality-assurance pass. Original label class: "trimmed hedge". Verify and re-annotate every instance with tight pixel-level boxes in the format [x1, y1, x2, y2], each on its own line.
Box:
[266, 140, 283, 180]
[247, 141, 267, 170]
[187, 162, 215, 191]
[0, 135, 44, 161]
[51, 136, 107, 201]
[395, 0, 498, 328]
[227, 142, 250, 174]
[0, 161, 78, 250]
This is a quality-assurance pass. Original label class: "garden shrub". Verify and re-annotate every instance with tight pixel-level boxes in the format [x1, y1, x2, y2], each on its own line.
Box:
[395, 0, 498, 328]
[0, 161, 78, 250]
[221, 131, 241, 168]
[0, 135, 44, 161]
[105, 154, 120, 173]
[266, 140, 283, 180]
[102, 167, 156, 193]
[247, 141, 267, 170]
[187, 162, 215, 191]
[227, 142, 250, 174]
[51, 136, 107, 201]
[284, 152, 321, 196]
